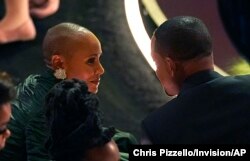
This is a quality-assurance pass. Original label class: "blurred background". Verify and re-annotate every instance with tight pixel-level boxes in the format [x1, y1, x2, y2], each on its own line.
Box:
[0, 0, 250, 139]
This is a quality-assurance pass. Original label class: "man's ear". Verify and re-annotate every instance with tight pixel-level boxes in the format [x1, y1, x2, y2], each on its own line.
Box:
[164, 57, 176, 77]
[51, 55, 64, 70]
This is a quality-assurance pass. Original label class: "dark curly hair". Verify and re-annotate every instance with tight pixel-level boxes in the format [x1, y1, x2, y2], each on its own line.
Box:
[45, 79, 115, 161]
[0, 71, 15, 105]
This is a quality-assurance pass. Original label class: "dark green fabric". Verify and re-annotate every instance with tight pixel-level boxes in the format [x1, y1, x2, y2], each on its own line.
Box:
[0, 69, 137, 161]
[113, 129, 137, 161]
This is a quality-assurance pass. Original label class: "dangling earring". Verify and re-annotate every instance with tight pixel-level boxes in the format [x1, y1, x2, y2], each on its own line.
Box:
[54, 68, 66, 80]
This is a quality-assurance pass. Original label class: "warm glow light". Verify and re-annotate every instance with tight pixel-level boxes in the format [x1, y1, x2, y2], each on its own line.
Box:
[124, 0, 156, 70]
[124, 0, 228, 76]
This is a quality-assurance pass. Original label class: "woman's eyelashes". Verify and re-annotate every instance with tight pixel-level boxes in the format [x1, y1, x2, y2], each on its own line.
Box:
[0, 126, 7, 135]
[86, 57, 96, 65]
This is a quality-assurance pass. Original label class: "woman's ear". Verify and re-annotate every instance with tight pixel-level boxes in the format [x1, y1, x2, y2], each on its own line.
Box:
[51, 55, 64, 70]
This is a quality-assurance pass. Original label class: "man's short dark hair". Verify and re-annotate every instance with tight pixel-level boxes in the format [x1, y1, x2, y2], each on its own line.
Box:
[154, 16, 213, 60]
[0, 72, 15, 105]
[45, 79, 115, 161]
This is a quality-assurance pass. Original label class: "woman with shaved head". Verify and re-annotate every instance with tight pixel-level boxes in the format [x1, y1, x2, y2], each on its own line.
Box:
[43, 22, 104, 94]
[0, 23, 136, 161]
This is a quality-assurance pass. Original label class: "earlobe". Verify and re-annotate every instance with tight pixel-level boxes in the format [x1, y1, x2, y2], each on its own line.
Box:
[51, 55, 64, 70]
[164, 57, 176, 77]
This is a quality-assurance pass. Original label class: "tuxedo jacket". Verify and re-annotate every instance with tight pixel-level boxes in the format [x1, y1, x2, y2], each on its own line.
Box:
[142, 70, 250, 144]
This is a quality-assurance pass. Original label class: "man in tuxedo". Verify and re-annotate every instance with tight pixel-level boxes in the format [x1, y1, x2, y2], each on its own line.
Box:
[142, 16, 250, 144]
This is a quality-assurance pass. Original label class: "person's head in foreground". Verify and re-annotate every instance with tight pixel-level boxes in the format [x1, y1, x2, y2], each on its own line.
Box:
[151, 16, 213, 96]
[45, 79, 119, 161]
[43, 22, 104, 93]
[0, 72, 15, 150]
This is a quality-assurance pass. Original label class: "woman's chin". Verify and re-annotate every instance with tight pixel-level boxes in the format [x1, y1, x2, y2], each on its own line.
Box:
[89, 86, 98, 94]
[0, 142, 5, 150]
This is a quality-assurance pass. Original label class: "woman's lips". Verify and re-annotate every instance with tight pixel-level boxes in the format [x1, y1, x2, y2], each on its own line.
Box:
[90, 79, 100, 86]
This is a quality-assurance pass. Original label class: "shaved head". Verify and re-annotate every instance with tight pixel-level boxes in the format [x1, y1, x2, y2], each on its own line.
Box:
[42, 23, 96, 61]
